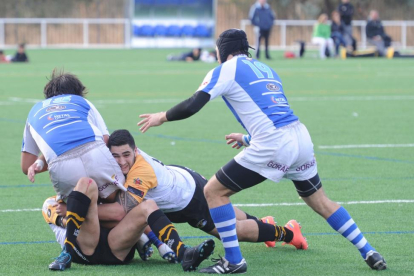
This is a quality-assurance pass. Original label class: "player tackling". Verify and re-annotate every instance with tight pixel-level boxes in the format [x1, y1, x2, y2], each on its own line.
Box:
[137, 29, 386, 273]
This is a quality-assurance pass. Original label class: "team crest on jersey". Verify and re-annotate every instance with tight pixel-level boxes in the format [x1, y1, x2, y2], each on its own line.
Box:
[127, 186, 145, 198]
[46, 105, 66, 112]
[52, 95, 72, 104]
[266, 83, 280, 91]
[199, 81, 209, 89]
[133, 178, 142, 185]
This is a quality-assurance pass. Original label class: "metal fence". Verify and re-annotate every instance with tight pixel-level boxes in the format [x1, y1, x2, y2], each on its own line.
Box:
[0, 18, 131, 48]
[241, 19, 414, 50]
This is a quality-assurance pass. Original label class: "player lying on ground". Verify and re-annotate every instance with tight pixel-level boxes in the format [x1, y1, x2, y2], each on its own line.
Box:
[137, 28, 386, 273]
[48, 177, 215, 272]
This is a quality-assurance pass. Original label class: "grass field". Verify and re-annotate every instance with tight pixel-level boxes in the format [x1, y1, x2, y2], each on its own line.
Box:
[0, 49, 413, 276]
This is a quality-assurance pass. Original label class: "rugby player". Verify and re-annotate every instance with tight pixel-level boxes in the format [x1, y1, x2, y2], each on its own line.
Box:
[47, 177, 215, 272]
[137, 29, 386, 273]
[21, 69, 125, 202]
[105, 129, 305, 250]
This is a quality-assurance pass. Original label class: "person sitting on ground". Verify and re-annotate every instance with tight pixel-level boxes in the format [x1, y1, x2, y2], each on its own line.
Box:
[312, 13, 335, 59]
[366, 10, 392, 57]
[11, 43, 29, 62]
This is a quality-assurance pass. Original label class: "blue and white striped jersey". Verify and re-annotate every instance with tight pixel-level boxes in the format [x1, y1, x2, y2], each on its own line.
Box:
[21, 95, 109, 163]
[198, 55, 298, 136]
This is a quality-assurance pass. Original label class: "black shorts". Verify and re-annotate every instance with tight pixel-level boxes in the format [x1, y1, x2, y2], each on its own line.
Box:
[215, 159, 266, 192]
[69, 227, 135, 265]
[165, 165, 216, 233]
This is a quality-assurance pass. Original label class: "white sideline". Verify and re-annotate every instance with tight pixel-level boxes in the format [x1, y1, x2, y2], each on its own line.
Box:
[319, 144, 414, 149]
[2, 199, 414, 212]
[6, 95, 414, 106]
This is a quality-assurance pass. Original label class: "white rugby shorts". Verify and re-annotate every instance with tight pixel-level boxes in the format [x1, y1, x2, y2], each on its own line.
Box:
[48, 140, 126, 202]
[234, 121, 317, 183]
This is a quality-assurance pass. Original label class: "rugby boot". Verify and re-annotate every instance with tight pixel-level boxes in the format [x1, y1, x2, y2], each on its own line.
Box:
[199, 256, 247, 274]
[282, 219, 308, 250]
[261, 216, 276, 248]
[158, 243, 178, 263]
[365, 250, 387, 270]
[181, 239, 215, 271]
[49, 249, 72, 271]
[136, 233, 154, 261]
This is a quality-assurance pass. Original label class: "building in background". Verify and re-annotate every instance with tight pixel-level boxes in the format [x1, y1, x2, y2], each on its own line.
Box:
[131, 0, 215, 48]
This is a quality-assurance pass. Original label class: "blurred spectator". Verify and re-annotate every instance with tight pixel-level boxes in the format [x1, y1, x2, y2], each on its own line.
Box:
[312, 14, 334, 59]
[200, 50, 218, 63]
[167, 48, 201, 62]
[337, 0, 354, 47]
[366, 10, 392, 57]
[330, 11, 347, 56]
[11, 44, 29, 62]
[0, 50, 10, 63]
[249, 0, 275, 60]
[167, 48, 217, 63]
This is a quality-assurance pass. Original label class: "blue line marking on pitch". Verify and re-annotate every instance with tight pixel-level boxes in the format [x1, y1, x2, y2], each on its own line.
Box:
[0, 117, 26, 124]
[2, 231, 414, 245]
[0, 183, 50, 188]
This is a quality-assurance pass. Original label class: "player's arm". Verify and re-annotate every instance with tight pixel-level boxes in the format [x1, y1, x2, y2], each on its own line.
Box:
[138, 91, 210, 133]
[22, 153, 48, 182]
[21, 151, 38, 175]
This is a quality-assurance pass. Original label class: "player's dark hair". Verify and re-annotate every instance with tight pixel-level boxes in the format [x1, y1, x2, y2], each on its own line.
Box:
[43, 68, 87, 99]
[216, 29, 253, 63]
[108, 129, 136, 150]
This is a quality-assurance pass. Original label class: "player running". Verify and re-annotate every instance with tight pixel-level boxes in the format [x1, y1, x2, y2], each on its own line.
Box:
[137, 29, 386, 273]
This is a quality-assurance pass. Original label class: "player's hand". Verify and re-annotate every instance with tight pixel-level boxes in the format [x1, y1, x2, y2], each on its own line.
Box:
[27, 161, 43, 183]
[137, 112, 167, 133]
[225, 133, 244, 149]
[55, 202, 67, 217]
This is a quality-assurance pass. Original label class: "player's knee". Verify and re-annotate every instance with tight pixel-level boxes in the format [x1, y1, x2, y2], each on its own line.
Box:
[74, 177, 98, 194]
[140, 199, 159, 217]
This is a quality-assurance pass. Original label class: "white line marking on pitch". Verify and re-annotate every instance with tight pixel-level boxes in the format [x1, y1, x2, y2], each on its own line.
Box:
[1, 208, 41, 213]
[234, 199, 414, 207]
[319, 144, 414, 149]
[3, 200, 413, 212]
[233, 199, 414, 207]
[7, 95, 414, 106]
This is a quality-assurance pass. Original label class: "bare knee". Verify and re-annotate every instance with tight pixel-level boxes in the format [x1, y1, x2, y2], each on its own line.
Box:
[74, 177, 98, 198]
[204, 177, 233, 202]
[140, 199, 159, 218]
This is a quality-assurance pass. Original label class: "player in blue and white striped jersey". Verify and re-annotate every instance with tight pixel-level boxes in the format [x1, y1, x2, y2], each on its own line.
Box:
[21, 70, 126, 203]
[138, 29, 386, 273]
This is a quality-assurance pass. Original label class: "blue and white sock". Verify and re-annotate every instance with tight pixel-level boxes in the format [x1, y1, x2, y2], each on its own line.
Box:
[209, 203, 243, 264]
[327, 206, 375, 259]
[147, 231, 163, 248]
